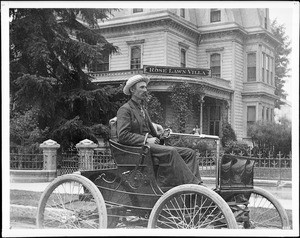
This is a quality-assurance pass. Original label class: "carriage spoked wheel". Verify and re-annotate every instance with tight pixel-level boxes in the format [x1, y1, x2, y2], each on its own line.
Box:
[243, 187, 290, 229]
[36, 174, 107, 229]
[147, 184, 238, 229]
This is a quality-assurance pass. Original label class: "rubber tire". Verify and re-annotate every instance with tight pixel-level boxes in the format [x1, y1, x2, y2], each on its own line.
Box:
[147, 184, 238, 229]
[245, 187, 290, 229]
[36, 174, 107, 228]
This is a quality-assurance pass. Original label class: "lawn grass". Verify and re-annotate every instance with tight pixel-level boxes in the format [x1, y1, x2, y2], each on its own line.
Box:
[10, 189, 294, 229]
[10, 189, 43, 207]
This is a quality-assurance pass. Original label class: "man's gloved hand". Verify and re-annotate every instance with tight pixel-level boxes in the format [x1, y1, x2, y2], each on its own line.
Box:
[146, 137, 160, 144]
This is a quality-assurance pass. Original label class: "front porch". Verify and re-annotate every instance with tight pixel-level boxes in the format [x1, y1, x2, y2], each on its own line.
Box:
[89, 68, 233, 137]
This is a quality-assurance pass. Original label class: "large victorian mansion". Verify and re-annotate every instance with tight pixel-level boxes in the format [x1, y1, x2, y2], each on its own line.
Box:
[87, 8, 280, 143]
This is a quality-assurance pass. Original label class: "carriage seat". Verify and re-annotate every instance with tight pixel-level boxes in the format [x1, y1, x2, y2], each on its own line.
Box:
[109, 117, 160, 166]
[220, 154, 255, 189]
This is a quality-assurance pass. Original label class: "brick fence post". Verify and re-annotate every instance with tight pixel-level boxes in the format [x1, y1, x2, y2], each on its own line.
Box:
[76, 139, 97, 170]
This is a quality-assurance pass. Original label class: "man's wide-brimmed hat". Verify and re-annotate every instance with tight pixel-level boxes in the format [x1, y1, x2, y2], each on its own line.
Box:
[123, 75, 150, 95]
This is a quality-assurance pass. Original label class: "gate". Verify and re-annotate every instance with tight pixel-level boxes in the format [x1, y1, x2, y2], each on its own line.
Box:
[57, 150, 79, 176]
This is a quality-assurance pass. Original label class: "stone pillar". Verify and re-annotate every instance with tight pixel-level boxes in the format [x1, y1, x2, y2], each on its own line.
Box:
[40, 139, 60, 171]
[76, 139, 97, 171]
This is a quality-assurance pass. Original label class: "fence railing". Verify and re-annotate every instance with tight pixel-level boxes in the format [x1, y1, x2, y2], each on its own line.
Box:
[10, 147, 292, 181]
[10, 153, 44, 170]
[10, 147, 43, 170]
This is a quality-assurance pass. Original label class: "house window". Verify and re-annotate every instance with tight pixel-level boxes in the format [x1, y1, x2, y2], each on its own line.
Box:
[266, 55, 270, 84]
[262, 106, 265, 121]
[89, 54, 109, 72]
[247, 53, 256, 82]
[133, 9, 143, 13]
[270, 57, 273, 85]
[130, 45, 141, 69]
[210, 53, 221, 77]
[210, 9, 221, 23]
[180, 9, 185, 18]
[209, 106, 220, 136]
[266, 108, 269, 121]
[262, 53, 265, 82]
[247, 106, 256, 136]
[180, 49, 186, 67]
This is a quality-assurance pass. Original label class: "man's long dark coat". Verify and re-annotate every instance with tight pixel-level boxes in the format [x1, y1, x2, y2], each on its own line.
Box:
[116, 99, 202, 186]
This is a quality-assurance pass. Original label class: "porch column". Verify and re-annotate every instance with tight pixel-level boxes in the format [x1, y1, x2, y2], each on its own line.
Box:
[76, 139, 97, 171]
[199, 95, 205, 134]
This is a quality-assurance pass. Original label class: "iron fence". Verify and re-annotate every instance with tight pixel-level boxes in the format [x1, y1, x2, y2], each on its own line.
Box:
[93, 148, 117, 170]
[10, 147, 43, 170]
[57, 150, 79, 176]
[197, 151, 292, 181]
[10, 147, 292, 181]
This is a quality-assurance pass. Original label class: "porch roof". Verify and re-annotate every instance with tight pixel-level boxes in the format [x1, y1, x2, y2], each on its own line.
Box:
[90, 70, 233, 94]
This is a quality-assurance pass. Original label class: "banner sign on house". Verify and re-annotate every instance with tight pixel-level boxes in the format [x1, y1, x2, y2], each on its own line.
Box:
[143, 65, 211, 77]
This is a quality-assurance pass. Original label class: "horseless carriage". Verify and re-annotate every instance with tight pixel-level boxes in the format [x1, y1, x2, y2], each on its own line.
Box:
[36, 130, 290, 229]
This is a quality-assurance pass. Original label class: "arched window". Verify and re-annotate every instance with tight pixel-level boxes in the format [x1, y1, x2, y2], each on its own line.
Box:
[210, 53, 221, 77]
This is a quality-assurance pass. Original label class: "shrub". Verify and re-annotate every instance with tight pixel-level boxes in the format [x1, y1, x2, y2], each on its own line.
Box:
[224, 140, 250, 156]
[248, 119, 291, 156]
[221, 121, 237, 147]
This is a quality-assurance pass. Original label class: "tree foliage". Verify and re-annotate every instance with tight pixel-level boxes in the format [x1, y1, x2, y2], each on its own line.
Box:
[248, 120, 291, 156]
[271, 19, 292, 108]
[9, 8, 120, 150]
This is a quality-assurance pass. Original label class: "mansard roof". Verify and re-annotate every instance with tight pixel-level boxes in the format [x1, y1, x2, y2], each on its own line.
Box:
[98, 8, 280, 46]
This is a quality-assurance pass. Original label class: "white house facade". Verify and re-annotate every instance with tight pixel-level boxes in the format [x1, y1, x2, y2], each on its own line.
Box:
[88, 8, 280, 142]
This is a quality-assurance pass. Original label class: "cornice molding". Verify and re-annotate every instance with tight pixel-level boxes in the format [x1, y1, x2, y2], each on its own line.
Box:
[126, 39, 145, 45]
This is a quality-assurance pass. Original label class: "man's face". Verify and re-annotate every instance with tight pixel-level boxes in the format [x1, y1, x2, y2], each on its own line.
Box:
[131, 81, 148, 100]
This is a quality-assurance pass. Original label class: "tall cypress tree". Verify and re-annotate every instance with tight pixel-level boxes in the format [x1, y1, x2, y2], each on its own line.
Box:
[10, 9, 121, 150]
[271, 19, 292, 109]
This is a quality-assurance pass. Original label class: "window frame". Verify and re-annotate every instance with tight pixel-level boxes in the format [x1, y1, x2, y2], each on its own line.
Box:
[133, 8, 143, 14]
[210, 53, 221, 78]
[247, 106, 256, 136]
[180, 9, 185, 18]
[266, 55, 270, 84]
[130, 45, 142, 70]
[262, 52, 265, 82]
[270, 57, 274, 86]
[180, 48, 186, 68]
[247, 52, 256, 82]
[210, 9, 221, 23]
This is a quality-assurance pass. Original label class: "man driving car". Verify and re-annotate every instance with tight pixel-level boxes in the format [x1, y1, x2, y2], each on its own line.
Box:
[116, 74, 204, 187]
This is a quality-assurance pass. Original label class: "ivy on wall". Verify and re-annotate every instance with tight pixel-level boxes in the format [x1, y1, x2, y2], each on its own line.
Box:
[170, 82, 204, 133]
[146, 92, 164, 126]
